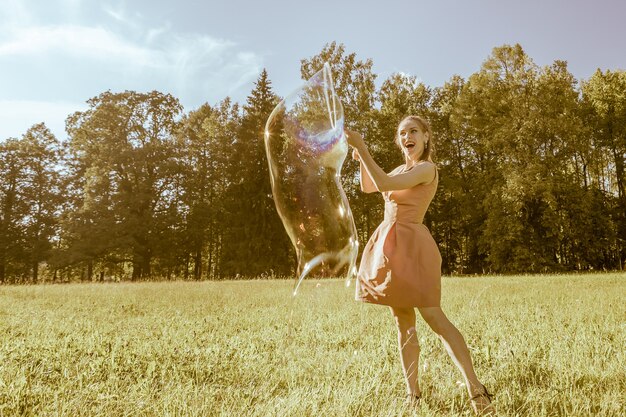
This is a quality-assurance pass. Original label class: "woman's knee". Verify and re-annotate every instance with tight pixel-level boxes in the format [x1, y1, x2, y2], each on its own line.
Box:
[418, 307, 448, 334]
[390, 306, 416, 330]
[405, 325, 420, 346]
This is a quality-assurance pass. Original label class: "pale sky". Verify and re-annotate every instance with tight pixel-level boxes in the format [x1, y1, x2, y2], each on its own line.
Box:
[1, 0, 625, 141]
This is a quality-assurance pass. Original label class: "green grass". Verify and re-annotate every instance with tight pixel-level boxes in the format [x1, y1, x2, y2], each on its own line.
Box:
[0, 273, 624, 416]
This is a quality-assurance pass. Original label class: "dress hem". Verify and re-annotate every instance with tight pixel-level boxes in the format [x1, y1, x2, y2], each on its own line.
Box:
[354, 296, 440, 309]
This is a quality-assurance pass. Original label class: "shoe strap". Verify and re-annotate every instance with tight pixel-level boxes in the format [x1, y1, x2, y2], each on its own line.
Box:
[471, 385, 493, 401]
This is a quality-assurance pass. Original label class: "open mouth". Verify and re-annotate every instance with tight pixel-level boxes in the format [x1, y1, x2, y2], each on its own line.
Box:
[405, 142, 415, 149]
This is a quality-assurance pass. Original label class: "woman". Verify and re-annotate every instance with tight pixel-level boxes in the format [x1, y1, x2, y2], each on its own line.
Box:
[345, 116, 495, 415]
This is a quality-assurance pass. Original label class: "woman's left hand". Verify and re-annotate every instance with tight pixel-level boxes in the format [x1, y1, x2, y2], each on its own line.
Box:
[344, 129, 365, 150]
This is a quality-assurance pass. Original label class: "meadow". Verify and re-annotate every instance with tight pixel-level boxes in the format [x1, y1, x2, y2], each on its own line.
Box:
[0, 273, 624, 416]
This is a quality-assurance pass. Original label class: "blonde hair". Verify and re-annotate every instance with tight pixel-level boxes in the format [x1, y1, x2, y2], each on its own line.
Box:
[395, 115, 435, 162]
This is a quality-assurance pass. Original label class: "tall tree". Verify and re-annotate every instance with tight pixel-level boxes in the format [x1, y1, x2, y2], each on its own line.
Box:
[446, 45, 537, 272]
[582, 69, 626, 268]
[0, 138, 28, 282]
[429, 75, 470, 273]
[220, 70, 294, 277]
[176, 98, 241, 279]
[20, 124, 64, 281]
[64, 91, 183, 280]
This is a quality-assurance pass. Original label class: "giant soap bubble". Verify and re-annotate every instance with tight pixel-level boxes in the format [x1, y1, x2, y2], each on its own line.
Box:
[264, 63, 358, 295]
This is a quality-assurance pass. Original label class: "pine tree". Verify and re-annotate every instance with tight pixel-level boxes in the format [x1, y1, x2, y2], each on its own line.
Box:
[220, 70, 294, 277]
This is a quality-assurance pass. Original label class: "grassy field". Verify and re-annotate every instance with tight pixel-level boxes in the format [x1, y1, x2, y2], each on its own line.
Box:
[0, 273, 624, 417]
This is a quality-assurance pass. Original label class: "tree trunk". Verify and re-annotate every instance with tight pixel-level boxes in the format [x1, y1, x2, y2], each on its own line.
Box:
[131, 256, 142, 281]
[194, 248, 202, 280]
[87, 260, 93, 281]
[142, 256, 151, 279]
[216, 238, 222, 279]
[32, 261, 38, 283]
[207, 238, 213, 279]
[612, 147, 626, 205]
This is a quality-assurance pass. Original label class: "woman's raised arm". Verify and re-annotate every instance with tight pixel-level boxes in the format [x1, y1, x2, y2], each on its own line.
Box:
[346, 130, 435, 192]
[353, 149, 378, 193]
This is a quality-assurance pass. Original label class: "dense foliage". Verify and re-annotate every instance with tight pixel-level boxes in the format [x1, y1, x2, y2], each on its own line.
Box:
[1, 43, 624, 282]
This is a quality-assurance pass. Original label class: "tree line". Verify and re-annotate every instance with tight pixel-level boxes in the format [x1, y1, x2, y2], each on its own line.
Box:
[1, 42, 624, 283]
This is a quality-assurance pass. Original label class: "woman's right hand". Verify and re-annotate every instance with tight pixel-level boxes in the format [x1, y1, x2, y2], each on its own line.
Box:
[352, 148, 360, 161]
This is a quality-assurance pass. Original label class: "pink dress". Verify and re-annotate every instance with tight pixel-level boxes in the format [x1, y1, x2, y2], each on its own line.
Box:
[355, 163, 442, 308]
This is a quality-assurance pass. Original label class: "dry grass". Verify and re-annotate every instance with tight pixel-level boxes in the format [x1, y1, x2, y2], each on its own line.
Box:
[0, 272, 624, 416]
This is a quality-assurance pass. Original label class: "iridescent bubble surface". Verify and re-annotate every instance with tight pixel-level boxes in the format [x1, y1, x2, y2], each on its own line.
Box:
[264, 63, 358, 295]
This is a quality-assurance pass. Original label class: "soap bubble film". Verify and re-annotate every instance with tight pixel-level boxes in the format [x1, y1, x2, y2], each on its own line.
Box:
[264, 63, 358, 295]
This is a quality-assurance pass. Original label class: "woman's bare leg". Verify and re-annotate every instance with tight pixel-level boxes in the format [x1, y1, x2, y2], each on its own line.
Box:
[417, 307, 494, 414]
[389, 306, 421, 397]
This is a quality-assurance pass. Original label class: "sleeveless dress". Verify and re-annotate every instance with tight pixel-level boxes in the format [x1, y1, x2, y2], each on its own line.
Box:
[355, 162, 442, 308]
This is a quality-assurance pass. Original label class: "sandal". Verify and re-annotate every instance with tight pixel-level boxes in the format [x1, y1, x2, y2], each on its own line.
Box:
[405, 393, 421, 406]
[470, 384, 495, 415]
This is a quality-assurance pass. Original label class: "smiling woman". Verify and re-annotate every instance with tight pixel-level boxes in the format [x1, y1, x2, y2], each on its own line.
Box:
[395, 115, 434, 163]
[345, 116, 496, 415]
[345, 117, 439, 306]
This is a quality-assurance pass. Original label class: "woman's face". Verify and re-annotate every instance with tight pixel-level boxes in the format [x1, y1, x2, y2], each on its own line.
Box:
[397, 120, 428, 161]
